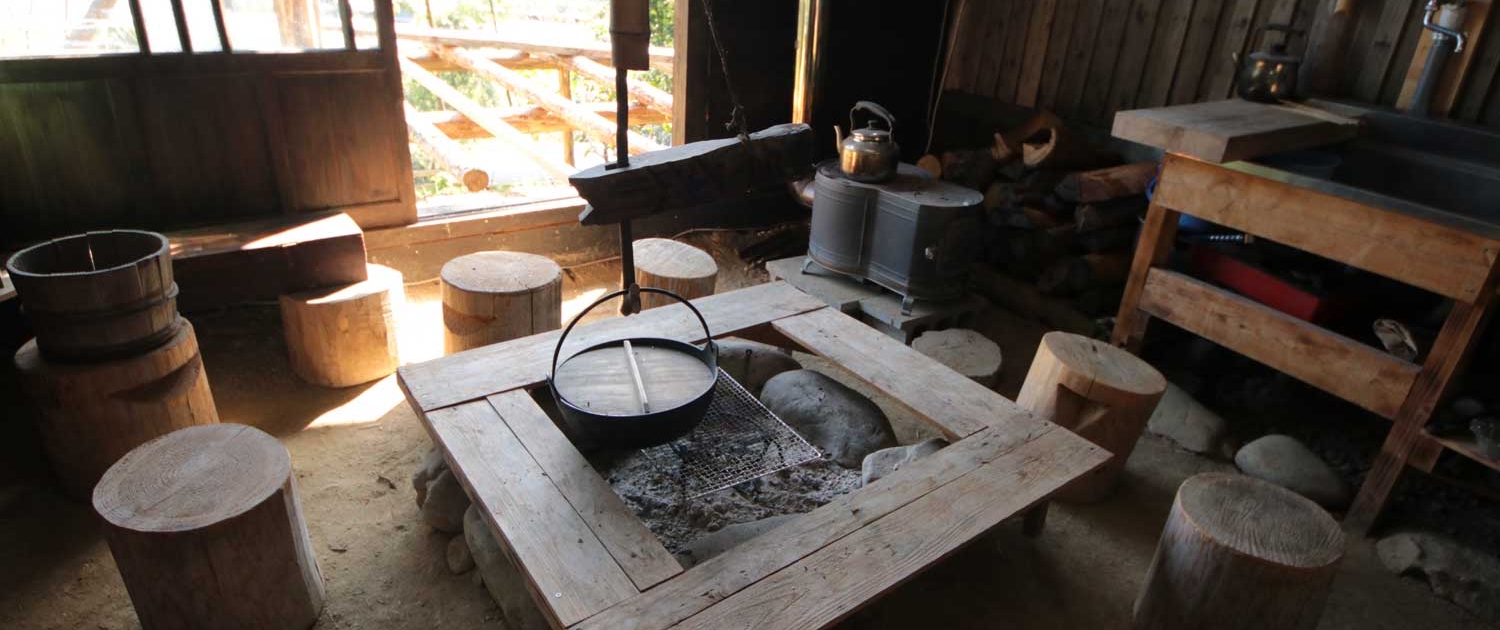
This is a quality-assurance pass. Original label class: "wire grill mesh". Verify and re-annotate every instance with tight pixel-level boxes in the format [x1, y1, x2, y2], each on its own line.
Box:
[640, 369, 823, 498]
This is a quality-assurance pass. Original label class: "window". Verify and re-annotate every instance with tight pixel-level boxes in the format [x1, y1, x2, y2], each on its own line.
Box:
[0, 0, 380, 59]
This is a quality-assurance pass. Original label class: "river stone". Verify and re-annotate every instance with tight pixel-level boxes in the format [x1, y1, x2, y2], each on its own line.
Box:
[1234, 435, 1352, 509]
[1147, 383, 1236, 459]
[911, 329, 1002, 388]
[465, 505, 550, 630]
[678, 514, 800, 568]
[1377, 531, 1500, 623]
[760, 370, 898, 468]
[861, 438, 949, 486]
[421, 469, 471, 534]
[716, 338, 801, 395]
[412, 446, 448, 508]
[446, 534, 475, 574]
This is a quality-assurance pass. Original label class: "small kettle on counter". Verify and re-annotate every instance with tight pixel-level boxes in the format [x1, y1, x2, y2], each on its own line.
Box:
[836, 101, 899, 183]
[1233, 24, 1303, 102]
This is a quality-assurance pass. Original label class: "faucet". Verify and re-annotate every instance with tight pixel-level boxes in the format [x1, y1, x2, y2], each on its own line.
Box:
[1411, 1, 1469, 116]
[1422, 0, 1468, 53]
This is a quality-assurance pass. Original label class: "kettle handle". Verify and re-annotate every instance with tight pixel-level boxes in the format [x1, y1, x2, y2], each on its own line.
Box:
[850, 101, 895, 133]
[1251, 23, 1303, 48]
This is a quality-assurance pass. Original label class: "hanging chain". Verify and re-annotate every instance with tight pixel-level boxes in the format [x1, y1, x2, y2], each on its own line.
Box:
[697, 0, 749, 140]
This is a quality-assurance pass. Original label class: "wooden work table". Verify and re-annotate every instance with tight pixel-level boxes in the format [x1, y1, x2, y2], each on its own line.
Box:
[1111, 101, 1500, 534]
[397, 281, 1108, 629]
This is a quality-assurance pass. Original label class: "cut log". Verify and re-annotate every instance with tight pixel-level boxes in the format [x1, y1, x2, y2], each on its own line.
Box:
[1023, 127, 1115, 170]
[404, 103, 492, 192]
[421, 103, 670, 139]
[1055, 162, 1158, 203]
[431, 45, 664, 155]
[1017, 331, 1166, 502]
[940, 149, 997, 191]
[912, 329, 1002, 389]
[441, 251, 563, 354]
[1075, 196, 1147, 232]
[6, 230, 178, 362]
[916, 154, 943, 179]
[387, 24, 676, 73]
[993, 110, 1063, 161]
[633, 239, 718, 310]
[15, 319, 218, 499]
[1037, 252, 1133, 296]
[557, 55, 673, 115]
[398, 56, 574, 180]
[280, 264, 404, 388]
[94, 424, 325, 630]
[1078, 224, 1139, 253]
[570, 123, 815, 226]
[1133, 472, 1345, 630]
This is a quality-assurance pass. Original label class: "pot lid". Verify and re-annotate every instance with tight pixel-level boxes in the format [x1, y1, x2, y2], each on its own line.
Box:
[851, 127, 892, 143]
[553, 340, 716, 417]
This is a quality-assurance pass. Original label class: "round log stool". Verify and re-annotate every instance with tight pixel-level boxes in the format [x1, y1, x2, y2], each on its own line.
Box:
[441, 251, 562, 354]
[912, 328, 1003, 389]
[280, 263, 404, 387]
[15, 318, 218, 499]
[633, 238, 717, 309]
[94, 424, 325, 630]
[1017, 331, 1166, 503]
[1133, 472, 1345, 630]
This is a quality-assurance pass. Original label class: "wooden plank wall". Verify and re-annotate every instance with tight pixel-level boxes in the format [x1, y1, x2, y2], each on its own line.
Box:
[945, 0, 1500, 129]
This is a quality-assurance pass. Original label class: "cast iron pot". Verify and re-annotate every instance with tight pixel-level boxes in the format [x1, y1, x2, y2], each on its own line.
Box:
[547, 287, 718, 448]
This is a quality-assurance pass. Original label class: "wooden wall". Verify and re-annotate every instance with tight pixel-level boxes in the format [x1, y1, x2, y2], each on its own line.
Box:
[944, 0, 1500, 129]
[0, 5, 415, 250]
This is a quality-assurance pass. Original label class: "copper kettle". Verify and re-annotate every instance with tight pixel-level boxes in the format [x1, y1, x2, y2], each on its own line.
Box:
[836, 101, 899, 183]
[1233, 24, 1303, 102]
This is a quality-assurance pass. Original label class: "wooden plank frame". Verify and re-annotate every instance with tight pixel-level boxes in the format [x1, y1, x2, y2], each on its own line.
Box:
[400, 283, 1109, 630]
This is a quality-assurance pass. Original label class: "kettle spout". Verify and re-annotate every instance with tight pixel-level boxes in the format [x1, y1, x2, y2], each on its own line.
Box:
[833, 125, 844, 154]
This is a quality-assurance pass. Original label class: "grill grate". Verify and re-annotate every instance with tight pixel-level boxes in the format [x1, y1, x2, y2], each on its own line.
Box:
[640, 369, 823, 498]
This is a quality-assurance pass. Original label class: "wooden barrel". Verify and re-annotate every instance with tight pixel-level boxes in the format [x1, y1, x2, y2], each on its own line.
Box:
[5, 230, 178, 362]
[633, 238, 718, 309]
[441, 251, 563, 354]
[94, 424, 325, 630]
[15, 318, 218, 499]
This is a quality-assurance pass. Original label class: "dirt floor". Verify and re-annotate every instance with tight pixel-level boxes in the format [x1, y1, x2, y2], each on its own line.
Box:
[0, 231, 1492, 629]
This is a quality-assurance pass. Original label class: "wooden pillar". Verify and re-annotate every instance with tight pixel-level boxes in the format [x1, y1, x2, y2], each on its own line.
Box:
[558, 68, 576, 166]
[1133, 473, 1344, 630]
[94, 424, 325, 630]
[15, 319, 218, 499]
[633, 238, 718, 309]
[1017, 331, 1166, 503]
[280, 263, 404, 388]
[441, 251, 562, 354]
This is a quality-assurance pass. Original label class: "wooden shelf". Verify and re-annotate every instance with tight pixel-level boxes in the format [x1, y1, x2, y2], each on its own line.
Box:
[1428, 430, 1500, 473]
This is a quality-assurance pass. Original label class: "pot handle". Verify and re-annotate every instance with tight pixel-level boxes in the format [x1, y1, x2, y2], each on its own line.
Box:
[850, 101, 895, 133]
[550, 287, 716, 377]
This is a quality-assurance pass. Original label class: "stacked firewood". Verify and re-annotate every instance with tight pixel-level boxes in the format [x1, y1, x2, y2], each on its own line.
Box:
[919, 112, 1157, 317]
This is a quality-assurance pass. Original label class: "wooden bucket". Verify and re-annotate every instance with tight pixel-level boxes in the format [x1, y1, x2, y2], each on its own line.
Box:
[5, 230, 179, 362]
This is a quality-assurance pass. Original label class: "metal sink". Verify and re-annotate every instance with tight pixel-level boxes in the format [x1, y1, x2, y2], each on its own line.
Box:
[1234, 100, 1500, 239]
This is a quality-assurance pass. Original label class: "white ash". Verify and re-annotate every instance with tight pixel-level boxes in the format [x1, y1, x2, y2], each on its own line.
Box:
[589, 448, 860, 553]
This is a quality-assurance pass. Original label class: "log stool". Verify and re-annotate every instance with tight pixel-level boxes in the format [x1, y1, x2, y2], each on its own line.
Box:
[441, 251, 562, 353]
[912, 328, 1003, 389]
[1133, 472, 1345, 630]
[280, 263, 404, 387]
[94, 424, 325, 630]
[633, 238, 717, 309]
[15, 318, 218, 499]
[1017, 331, 1166, 503]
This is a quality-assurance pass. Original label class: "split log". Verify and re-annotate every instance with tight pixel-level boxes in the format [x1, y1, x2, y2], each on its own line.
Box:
[557, 55, 673, 115]
[1017, 331, 1166, 502]
[634, 239, 718, 309]
[431, 45, 664, 155]
[1037, 252, 1133, 296]
[404, 103, 492, 192]
[280, 264, 404, 388]
[94, 424, 325, 630]
[941, 149, 998, 191]
[15, 319, 218, 499]
[993, 110, 1063, 161]
[1075, 196, 1148, 232]
[1133, 472, 1345, 630]
[1055, 162, 1158, 203]
[398, 56, 575, 179]
[916, 154, 943, 178]
[1023, 127, 1115, 170]
[1078, 225, 1139, 253]
[441, 251, 562, 354]
[571, 123, 815, 226]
